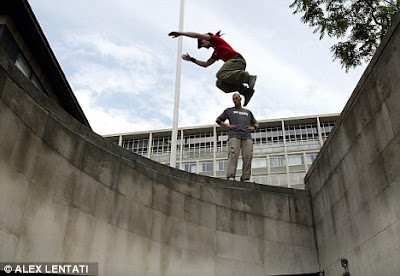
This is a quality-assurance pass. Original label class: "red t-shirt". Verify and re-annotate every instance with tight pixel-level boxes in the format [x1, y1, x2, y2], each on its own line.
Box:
[209, 35, 244, 62]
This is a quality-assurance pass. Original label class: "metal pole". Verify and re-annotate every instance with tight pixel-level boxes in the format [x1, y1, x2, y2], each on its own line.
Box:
[170, 0, 185, 167]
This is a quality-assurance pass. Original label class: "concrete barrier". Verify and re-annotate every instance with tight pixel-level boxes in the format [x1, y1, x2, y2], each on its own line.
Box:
[0, 50, 317, 275]
[305, 11, 400, 276]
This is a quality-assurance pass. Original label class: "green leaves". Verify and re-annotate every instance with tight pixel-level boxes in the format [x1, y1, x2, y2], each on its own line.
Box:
[290, 0, 400, 71]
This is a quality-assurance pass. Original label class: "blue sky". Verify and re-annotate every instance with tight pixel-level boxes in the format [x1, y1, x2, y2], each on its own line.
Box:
[28, 0, 367, 135]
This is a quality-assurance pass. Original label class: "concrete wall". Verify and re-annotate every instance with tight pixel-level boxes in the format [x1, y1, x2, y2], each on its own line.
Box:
[305, 11, 400, 276]
[0, 50, 317, 275]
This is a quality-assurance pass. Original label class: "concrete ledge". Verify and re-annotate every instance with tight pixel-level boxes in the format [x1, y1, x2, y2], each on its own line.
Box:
[0, 49, 317, 275]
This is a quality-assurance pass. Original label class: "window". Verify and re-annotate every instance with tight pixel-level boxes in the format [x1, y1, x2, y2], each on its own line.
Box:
[288, 154, 304, 166]
[182, 162, 197, 173]
[15, 53, 44, 91]
[122, 138, 149, 155]
[289, 172, 306, 186]
[285, 123, 319, 143]
[183, 131, 214, 159]
[320, 121, 336, 141]
[217, 160, 228, 171]
[306, 153, 318, 165]
[270, 173, 288, 186]
[0, 26, 44, 92]
[15, 54, 31, 78]
[199, 161, 213, 172]
[269, 155, 286, 168]
[151, 136, 171, 154]
[216, 131, 228, 154]
[252, 175, 269, 185]
[252, 157, 267, 169]
[237, 159, 243, 169]
[30, 74, 43, 90]
[253, 126, 284, 146]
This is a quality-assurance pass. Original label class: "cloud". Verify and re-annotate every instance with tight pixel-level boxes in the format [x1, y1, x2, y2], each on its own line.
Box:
[53, 31, 176, 134]
[29, 0, 367, 136]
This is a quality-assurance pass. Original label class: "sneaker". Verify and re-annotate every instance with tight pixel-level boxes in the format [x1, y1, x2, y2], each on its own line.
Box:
[243, 88, 254, 107]
[248, 75, 257, 90]
[227, 177, 235, 181]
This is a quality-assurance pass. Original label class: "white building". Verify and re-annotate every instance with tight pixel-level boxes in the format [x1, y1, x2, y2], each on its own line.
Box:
[104, 114, 338, 189]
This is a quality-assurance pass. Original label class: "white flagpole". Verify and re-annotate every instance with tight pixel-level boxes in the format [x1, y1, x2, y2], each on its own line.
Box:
[170, 0, 185, 168]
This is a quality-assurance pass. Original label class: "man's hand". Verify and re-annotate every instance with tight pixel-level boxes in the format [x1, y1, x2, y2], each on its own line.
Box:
[168, 31, 181, 38]
[181, 53, 191, 61]
[246, 126, 255, 132]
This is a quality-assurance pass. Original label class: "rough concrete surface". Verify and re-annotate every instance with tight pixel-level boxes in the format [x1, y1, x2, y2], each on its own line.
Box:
[2, 8, 400, 276]
[0, 50, 316, 275]
[305, 10, 400, 276]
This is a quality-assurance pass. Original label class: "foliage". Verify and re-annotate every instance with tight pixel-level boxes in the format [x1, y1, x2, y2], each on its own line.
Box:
[290, 0, 400, 71]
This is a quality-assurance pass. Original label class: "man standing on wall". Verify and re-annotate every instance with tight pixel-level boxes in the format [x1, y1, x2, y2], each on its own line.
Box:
[216, 93, 258, 181]
[168, 30, 257, 106]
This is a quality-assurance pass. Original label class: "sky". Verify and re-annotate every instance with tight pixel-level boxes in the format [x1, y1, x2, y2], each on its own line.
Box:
[28, 0, 367, 136]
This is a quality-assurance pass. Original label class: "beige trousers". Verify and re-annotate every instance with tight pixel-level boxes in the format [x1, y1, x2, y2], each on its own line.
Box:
[216, 58, 250, 93]
[227, 138, 253, 180]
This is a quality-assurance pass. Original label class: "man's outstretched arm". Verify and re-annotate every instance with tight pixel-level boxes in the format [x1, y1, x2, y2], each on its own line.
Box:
[168, 31, 210, 40]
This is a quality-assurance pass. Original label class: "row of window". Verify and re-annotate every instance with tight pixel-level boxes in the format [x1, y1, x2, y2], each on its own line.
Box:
[179, 152, 318, 173]
[181, 160, 311, 188]
[120, 122, 335, 157]
[252, 172, 306, 187]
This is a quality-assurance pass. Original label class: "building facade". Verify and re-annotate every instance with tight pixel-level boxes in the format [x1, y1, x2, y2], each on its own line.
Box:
[105, 114, 338, 189]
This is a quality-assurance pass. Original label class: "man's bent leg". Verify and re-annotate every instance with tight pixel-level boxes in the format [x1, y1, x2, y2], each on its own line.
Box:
[216, 59, 249, 85]
[216, 79, 247, 94]
[227, 138, 241, 178]
[241, 139, 253, 181]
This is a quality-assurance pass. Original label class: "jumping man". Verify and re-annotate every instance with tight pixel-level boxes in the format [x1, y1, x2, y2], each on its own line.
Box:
[168, 30, 257, 106]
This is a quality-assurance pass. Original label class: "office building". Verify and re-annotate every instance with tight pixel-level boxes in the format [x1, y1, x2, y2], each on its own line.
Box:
[104, 114, 338, 189]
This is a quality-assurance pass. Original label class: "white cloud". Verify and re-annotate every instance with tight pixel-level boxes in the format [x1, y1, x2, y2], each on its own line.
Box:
[28, 0, 368, 136]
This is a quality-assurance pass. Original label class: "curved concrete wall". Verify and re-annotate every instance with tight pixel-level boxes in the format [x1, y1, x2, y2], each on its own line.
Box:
[305, 12, 400, 276]
[0, 51, 317, 275]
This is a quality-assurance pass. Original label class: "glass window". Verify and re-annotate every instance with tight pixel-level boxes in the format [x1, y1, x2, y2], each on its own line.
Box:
[254, 126, 284, 145]
[15, 53, 31, 78]
[182, 162, 197, 173]
[252, 157, 267, 169]
[289, 172, 306, 186]
[151, 136, 171, 154]
[288, 154, 304, 166]
[306, 153, 318, 165]
[30, 74, 43, 90]
[252, 175, 269, 185]
[216, 131, 228, 154]
[238, 159, 243, 169]
[279, 174, 288, 186]
[217, 160, 227, 171]
[320, 121, 336, 140]
[199, 161, 213, 172]
[285, 123, 319, 143]
[183, 131, 214, 159]
[269, 155, 286, 168]
[122, 138, 149, 155]
[270, 173, 288, 186]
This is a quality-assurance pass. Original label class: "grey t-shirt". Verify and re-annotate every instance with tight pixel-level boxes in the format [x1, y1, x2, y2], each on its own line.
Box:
[217, 107, 257, 139]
